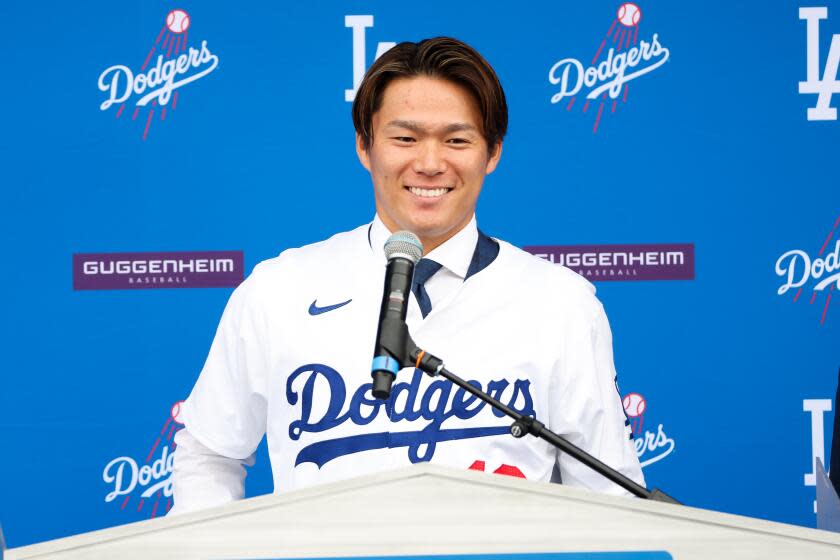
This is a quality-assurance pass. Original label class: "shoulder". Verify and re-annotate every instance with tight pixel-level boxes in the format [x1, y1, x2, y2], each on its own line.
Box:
[255, 224, 370, 277]
[494, 239, 596, 297]
[492, 239, 603, 320]
[229, 224, 371, 307]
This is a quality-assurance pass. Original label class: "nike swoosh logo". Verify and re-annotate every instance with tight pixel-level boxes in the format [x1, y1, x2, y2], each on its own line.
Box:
[308, 299, 352, 315]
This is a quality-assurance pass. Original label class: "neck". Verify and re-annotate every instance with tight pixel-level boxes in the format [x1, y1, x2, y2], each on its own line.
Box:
[418, 233, 451, 255]
[375, 218, 474, 256]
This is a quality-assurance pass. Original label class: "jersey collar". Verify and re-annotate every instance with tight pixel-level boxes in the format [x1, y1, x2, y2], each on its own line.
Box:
[369, 215, 479, 281]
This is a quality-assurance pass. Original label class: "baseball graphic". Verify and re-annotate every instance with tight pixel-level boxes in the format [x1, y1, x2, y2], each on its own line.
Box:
[166, 9, 190, 34]
[622, 393, 646, 417]
[617, 3, 642, 27]
[171, 400, 185, 424]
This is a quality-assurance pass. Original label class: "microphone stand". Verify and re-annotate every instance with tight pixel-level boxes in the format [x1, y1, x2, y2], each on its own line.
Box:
[375, 319, 680, 504]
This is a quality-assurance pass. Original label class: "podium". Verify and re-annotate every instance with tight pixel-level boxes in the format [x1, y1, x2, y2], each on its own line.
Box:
[6, 464, 840, 559]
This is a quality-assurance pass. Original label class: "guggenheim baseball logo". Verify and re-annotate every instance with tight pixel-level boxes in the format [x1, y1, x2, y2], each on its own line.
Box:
[97, 9, 220, 140]
[103, 401, 184, 518]
[524, 243, 694, 282]
[548, 3, 670, 133]
[799, 7, 840, 121]
[775, 215, 840, 325]
[73, 251, 244, 290]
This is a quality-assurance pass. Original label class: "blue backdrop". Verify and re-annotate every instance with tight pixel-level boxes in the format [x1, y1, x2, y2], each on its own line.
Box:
[1, 0, 839, 547]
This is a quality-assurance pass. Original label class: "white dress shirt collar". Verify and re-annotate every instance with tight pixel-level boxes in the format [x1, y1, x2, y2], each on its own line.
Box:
[369, 215, 478, 280]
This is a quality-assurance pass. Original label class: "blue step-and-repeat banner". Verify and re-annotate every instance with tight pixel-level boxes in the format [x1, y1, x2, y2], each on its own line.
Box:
[1, 0, 839, 548]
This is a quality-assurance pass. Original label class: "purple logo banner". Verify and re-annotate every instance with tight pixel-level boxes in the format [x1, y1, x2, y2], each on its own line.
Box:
[523, 243, 695, 281]
[73, 251, 244, 290]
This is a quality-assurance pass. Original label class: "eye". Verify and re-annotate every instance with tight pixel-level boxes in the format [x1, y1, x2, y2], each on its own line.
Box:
[392, 136, 416, 143]
[447, 137, 470, 145]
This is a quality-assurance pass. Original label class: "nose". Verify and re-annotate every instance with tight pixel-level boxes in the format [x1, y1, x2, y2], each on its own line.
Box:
[412, 140, 447, 176]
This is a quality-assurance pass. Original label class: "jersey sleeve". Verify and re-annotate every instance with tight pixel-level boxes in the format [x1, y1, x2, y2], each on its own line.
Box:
[169, 428, 255, 515]
[181, 267, 270, 460]
[549, 296, 645, 496]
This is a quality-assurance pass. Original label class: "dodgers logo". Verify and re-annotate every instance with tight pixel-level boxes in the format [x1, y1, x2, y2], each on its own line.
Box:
[102, 401, 184, 518]
[287, 364, 535, 467]
[799, 7, 840, 121]
[97, 9, 220, 140]
[775, 215, 840, 325]
[547, 3, 670, 133]
[623, 392, 675, 468]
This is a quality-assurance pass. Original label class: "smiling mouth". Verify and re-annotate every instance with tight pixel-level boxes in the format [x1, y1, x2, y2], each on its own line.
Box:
[405, 186, 453, 198]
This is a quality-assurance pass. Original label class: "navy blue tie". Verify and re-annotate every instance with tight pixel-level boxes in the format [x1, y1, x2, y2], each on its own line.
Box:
[412, 258, 443, 319]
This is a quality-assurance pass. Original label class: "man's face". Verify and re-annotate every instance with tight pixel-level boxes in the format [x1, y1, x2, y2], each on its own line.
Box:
[357, 76, 502, 253]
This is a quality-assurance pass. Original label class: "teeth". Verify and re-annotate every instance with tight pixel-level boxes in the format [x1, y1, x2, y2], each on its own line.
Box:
[408, 186, 450, 198]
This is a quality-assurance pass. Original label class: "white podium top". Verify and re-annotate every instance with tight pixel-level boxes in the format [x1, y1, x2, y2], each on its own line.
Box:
[7, 464, 840, 559]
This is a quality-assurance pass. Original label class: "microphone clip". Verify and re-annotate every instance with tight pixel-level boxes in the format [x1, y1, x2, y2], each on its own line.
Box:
[371, 317, 417, 399]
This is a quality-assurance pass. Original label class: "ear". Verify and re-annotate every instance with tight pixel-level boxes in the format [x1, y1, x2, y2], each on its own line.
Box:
[484, 141, 503, 175]
[356, 134, 371, 172]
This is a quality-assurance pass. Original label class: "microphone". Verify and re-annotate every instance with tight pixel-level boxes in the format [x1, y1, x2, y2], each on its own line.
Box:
[371, 231, 423, 400]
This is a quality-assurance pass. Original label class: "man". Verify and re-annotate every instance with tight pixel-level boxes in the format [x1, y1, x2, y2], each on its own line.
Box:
[170, 37, 643, 514]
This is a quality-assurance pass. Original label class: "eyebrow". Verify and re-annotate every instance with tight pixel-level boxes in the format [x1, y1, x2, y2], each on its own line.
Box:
[385, 120, 478, 134]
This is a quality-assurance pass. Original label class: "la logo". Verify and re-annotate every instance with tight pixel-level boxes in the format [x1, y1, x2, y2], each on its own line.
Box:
[344, 16, 396, 102]
[799, 7, 840, 120]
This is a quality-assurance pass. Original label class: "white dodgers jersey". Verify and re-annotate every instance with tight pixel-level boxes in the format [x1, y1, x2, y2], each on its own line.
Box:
[182, 223, 643, 497]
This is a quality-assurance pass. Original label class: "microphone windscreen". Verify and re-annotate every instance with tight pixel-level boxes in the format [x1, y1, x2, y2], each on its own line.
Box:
[384, 231, 423, 263]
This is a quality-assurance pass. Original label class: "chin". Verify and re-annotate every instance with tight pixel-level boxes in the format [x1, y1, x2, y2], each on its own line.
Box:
[414, 225, 458, 245]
